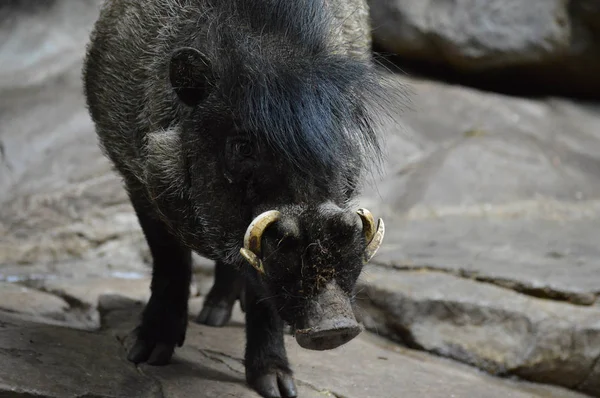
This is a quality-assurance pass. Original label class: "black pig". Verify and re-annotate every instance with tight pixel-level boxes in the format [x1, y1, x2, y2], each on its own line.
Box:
[83, 0, 398, 396]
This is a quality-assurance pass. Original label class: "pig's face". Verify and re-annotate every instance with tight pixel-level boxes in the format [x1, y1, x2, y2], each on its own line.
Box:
[167, 45, 387, 352]
[240, 203, 385, 351]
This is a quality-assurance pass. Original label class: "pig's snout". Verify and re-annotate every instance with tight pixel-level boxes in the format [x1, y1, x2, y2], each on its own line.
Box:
[295, 315, 362, 351]
[294, 281, 363, 351]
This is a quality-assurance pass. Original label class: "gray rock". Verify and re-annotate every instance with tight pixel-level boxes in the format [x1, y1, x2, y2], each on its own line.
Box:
[368, 0, 600, 97]
[353, 75, 600, 393]
[2, 295, 582, 398]
[359, 76, 600, 305]
[103, 296, 590, 398]
[370, 0, 570, 68]
[0, 310, 162, 398]
[0, 282, 97, 329]
[373, 216, 600, 304]
[355, 267, 600, 396]
[37, 276, 153, 307]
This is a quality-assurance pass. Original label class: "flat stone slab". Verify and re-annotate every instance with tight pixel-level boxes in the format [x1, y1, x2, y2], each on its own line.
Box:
[0, 310, 162, 398]
[356, 267, 600, 396]
[372, 215, 600, 304]
[0, 281, 97, 330]
[0, 294, 575, 398]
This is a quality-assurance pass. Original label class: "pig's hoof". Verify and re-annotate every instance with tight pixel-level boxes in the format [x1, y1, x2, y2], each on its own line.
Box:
[195, 302, 233, 327]
[126, 312, 187, 366]
[127, 337, 176, 366]
[249, 369, 297, 398]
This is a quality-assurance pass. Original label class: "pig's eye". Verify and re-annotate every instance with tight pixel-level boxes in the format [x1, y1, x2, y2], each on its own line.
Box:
[223, 136, 257, 181]
[235, 140, 254, 158]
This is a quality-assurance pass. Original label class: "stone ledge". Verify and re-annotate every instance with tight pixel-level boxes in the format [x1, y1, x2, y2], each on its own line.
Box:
[355, 267, 600, 397]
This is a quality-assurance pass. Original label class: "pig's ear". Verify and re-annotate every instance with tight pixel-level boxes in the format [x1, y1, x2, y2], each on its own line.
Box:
[169, 47, 212, 107]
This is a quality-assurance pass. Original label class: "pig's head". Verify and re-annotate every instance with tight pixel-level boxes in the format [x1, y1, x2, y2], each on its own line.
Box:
[239, 203, 384, 351]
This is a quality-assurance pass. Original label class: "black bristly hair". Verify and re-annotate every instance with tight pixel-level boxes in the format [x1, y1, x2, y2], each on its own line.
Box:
[201, 0, 389, 182]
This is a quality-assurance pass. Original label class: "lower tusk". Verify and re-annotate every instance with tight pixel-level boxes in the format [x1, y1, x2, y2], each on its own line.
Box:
[240, 248, 265, 275]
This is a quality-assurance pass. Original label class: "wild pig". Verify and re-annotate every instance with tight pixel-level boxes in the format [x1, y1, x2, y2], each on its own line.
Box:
[83, 0, 398, 396]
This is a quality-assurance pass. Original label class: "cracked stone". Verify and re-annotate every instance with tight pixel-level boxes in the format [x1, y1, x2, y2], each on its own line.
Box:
[0, 310, 162, 398]
[36, 277, 152, 308]
[35, 275, 198, 311]
[370, 215, 600, 306]
[101, 295, 589, 398]
[0, 282, 97, 329]
[355, 267, 600, 396]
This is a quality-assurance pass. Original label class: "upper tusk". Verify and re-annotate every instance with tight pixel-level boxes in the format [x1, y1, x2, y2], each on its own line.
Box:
[241, 210, 281, 274]
[357, 208, 385, 263]
[357, 208, 376, 244]
[363, 217, 385, 263]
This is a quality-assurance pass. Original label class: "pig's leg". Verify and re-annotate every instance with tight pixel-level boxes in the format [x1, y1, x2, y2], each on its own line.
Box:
[126, 189, 192, 366]
[244, 285, 297, 398]
[196, 260, 245, 326]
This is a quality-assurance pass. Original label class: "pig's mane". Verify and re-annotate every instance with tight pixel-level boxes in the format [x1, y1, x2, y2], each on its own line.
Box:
[201, 0, 400, 182]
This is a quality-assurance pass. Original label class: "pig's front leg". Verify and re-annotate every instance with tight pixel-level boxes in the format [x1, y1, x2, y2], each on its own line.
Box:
[126, 187, 192, 366]
[244, 285, 297, 398]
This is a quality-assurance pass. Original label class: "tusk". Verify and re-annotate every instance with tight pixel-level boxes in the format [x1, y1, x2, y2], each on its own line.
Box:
[240, 210, 281, 274]
[363, 217, 384, 262]
[240, 247, 265, 275]
[357, 208, 385, 263]
[243, 210, 281, 254]
[357, 208, 376, 243]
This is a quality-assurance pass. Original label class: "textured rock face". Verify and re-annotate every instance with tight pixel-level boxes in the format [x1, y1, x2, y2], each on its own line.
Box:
[370, 0, 570, 67]
[0, 296, 591, 398]
[353, 73, 600, 396]
[368, 0, 600, 98]
[359, 76, 600, 304]
[355, 268, 600, 395]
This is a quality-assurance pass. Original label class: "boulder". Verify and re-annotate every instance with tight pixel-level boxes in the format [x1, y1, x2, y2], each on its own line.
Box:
[368, 0, 600, 98]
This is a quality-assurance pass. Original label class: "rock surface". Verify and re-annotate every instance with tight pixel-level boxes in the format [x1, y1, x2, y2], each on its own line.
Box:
[352, 74, 600, 395]
[0, 295, 591, 398]
[359, 77, 600, 305]
[355, 267, 600, 395]
[1, 1, 600, 397]
[368, 0, 600, 98]
[0, 281, 97, 329]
